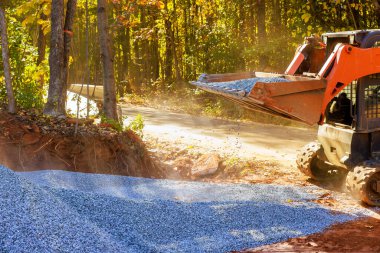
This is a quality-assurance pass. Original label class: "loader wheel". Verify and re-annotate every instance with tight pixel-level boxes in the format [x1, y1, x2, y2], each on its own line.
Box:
[346, 162, 380, 206]
[296, 142, 341, 180]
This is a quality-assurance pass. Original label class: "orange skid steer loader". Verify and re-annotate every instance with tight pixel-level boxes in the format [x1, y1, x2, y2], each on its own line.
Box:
[192, 30, 380, 206]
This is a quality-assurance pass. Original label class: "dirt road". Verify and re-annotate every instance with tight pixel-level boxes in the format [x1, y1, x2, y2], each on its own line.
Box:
[121, 105, 316, 165]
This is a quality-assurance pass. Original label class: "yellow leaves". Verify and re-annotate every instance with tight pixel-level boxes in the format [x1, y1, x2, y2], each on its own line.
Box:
[156, 1, 165, 9]
[137, 0, 148, 5]
[32, 69, 45, 82]
[16, 0, 50, 16]
[21, 15, 34, 27]
[16, 0, 51, 33]
[42, 5, 51, 17]
[20, 13, 50, 35]
[121, 15, 140, 28]
[301, 13, 311, 23]
[137, 0, 164, 9]
[69, 56, 74, 66]
[350, 3, 363, 12]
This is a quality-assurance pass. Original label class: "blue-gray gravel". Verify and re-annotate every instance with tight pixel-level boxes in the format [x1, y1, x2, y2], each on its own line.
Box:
[0, 166, 365, 252]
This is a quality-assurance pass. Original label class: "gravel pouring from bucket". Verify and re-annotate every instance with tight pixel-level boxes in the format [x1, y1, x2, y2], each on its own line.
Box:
[191, 72, 326, 125]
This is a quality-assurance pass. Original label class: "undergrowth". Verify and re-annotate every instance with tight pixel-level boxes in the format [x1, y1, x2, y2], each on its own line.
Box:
[101, 113, 145, 136]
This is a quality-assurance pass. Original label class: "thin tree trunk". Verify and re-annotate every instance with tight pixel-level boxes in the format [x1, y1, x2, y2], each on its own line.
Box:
[121, 27, 131, 93]
[272, 0, 281, 31]
[282, 0, 288, 27]
[62, 0, 77, 104]
[164, 22, 173, 81]
[347, 1, 358, 29]
[257, 0, 267, 67]
[132, 32, 141, 93]
[248, 0, 254, 42]
[44, 0, 65, 117]
[140, 8, 149, 84]
[172, 0, 182, 81]
[37, 11, 47, 89]
[97, 0, 118, 120]
[151, 27, 160, 81]
[373, 0, 380, 27]
[0, 5, 16, 113]
[257, 0, 266, 43]
[183, 1, 191, 79]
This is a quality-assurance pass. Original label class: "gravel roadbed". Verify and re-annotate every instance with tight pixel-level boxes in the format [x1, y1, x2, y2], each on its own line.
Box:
[0, 167, 368, 252]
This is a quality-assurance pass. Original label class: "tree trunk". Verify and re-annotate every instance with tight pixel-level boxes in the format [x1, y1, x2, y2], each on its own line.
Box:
[97, 0, 118, 120]
[44, 0, 65, 117]
[257, 0, 266, 43]
[282, 0, 288, 26]
[272, 0, 281, 31]
[121, 27, 131, 93]
[172, 0, 182, 81]
[151, 27, 160, 81]
[257, 0, 267, 67]
[37, 11, 47, 89]
[0, 5, 16, 113]
[164, 18, 173, 81]
[373, 0, 380, 27]
[62, 0, 77, 103]
[248, 0, 255, 42]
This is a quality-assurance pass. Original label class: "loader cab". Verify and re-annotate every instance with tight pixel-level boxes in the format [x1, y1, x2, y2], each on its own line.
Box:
[321, 30, 380, 131]
[318, 30, 380, 168]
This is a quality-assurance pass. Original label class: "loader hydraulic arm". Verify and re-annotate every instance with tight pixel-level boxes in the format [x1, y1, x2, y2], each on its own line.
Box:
[318, 43, 380, 124]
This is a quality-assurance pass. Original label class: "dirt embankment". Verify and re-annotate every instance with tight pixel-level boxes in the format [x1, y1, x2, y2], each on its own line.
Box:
[0, 111, 162, 178]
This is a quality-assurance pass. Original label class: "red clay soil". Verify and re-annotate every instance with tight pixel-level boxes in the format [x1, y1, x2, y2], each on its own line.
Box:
[0, 110, 162, 178]
[241, 217, 380, 253]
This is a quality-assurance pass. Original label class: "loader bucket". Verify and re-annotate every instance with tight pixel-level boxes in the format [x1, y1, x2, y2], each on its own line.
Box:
[191, 72, 326, 125]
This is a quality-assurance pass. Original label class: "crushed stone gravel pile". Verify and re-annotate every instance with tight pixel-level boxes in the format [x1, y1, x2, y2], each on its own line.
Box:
[194, 77, 289, 97]
[0, 167, 367, 252]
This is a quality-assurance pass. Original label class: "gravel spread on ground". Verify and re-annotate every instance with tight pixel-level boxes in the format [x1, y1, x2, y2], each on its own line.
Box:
[0, 167, 367, 252]
[194, 77, 289, 97]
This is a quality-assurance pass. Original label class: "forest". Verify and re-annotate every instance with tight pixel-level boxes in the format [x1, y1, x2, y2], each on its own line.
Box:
[1, 0, 380, 121]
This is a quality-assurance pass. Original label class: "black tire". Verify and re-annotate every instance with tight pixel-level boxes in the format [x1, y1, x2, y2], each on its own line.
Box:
[346, 161, 380, 206]
[296, 141, 343, 180]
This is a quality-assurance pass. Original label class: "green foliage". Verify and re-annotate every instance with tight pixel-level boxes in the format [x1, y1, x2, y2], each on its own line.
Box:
[100, 113, 144, 136]
[126, 114, 145, 137]
[0, 12, 46, 111]
[100, 114, 124, 132]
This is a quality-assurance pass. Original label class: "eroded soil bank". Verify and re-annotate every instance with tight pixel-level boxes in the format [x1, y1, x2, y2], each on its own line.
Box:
[0, 111, 162, 178]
